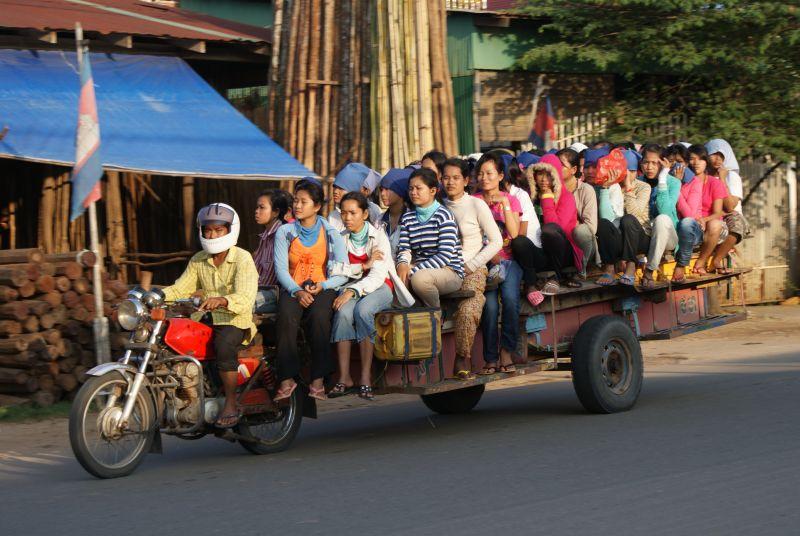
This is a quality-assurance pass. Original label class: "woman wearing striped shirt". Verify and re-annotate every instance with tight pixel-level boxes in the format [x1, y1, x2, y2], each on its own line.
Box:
[251, 189, 289, 313]
[396, 168, 465, 309]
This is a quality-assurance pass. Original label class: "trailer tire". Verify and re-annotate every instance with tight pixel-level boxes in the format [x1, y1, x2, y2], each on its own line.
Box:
[421, 384, 485, 415]
[571, 315, 642, 414]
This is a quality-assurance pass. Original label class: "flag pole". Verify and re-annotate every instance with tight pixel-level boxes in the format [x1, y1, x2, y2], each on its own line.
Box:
[75, 22, 111, 364]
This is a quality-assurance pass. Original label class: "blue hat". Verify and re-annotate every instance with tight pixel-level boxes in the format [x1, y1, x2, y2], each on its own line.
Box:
[583, 148, 610, 167]
[517, 152, 540, 169]
[500, 154, 513, 174]
[623, 149, 642, 171]
[334, 162, 376, 193]
[380, 168, 412, 199]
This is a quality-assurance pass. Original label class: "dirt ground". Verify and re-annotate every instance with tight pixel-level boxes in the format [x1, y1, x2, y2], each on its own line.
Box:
[1, 305, 797, 458]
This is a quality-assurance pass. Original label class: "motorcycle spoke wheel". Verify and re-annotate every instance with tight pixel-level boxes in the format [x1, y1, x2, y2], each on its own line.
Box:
[237, 387, 303, 455]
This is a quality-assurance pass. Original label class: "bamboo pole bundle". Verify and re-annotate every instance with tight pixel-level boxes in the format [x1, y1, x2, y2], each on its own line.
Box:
[415, 0, 434, 154]
[318, 0, 335, 176]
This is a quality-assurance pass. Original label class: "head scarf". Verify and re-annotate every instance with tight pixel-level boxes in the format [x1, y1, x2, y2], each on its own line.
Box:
[705, 138, 739, 172]
[334, 162, 377, 193]
[380, 168, 412, 200]
[517, 152, 540, 169]
[623, 149, 642, 171]
[361, 169, 382, 194]
[583, 148, 610, 167]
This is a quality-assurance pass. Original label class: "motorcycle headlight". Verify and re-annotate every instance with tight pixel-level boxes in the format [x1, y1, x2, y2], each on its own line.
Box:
[127, 286, 146, 300]
[118, 298, 146, 331]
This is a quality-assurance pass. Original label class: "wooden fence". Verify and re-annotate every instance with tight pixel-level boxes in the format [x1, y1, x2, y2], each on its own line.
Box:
[543, 112, 689, 149]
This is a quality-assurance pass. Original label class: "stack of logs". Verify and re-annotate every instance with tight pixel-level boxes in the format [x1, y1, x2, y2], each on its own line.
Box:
[0, 248, 127, 407]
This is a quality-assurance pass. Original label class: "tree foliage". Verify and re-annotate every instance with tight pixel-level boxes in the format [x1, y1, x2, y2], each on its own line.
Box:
[513, 1, 800, 159]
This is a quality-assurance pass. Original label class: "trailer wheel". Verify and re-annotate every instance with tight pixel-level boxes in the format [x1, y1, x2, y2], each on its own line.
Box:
[571, 315, 642, 414]
[421, 384, 485, 415]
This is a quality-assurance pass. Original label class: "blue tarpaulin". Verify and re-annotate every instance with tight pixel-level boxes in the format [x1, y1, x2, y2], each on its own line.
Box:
[0, 49, 315, 179]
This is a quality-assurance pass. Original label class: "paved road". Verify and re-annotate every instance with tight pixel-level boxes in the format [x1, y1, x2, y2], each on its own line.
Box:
[1, 308, 799, 535]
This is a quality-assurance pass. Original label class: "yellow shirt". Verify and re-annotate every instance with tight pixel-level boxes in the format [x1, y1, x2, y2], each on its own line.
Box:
[162, 246, 258, 342]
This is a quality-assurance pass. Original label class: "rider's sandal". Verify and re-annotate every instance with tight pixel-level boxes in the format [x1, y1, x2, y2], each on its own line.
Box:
[273, 382, 297, 402]
[358, 385, 375, 401]
[328, 382, 354, 398]
[215, 411, 241, 429]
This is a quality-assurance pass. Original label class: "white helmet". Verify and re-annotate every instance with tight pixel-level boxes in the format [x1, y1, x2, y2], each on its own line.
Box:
[197, 203, 240, 254]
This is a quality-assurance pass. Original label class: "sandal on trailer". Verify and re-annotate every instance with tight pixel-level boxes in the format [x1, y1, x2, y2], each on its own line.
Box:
[273, 382, 297, 402]
[328, 382, 355, 398]
[619, 274, 636, 286]
[498, 364, 517, 374]
[215, 411, 241, 429]
[541, 280, 560, 296]
[595, 273, 616, 286]
[453, 370, 476, 381]
[358, 385, 375, 401]
[563, 278, 582, 289]
[478, 364, 499, 375]
[527, 290, 544, 306]
[308, 386, 328, 401]
[639, 273, 657, 290]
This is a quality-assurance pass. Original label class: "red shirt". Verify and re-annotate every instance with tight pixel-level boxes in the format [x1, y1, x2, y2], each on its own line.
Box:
[348, 252, 393, 291]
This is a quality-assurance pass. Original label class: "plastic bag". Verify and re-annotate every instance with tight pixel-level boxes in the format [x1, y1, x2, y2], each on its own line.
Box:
[595, 148, 627, 186]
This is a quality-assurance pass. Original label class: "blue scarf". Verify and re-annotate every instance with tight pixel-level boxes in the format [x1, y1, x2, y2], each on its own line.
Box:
[349, 223, 370, 249]
[294, 216, 323, 247]
[415, 200, 440, 223]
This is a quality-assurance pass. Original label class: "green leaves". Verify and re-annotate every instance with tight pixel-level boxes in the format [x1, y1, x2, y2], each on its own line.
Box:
[512, 0, 800, 158]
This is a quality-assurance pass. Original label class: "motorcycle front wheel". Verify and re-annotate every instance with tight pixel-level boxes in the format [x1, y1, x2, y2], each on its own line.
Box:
[69, 373, 156, 479]
[237, 386, 303, 455]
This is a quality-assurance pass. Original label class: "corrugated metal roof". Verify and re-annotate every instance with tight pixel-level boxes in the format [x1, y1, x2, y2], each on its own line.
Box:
[0, 0, 271, 43]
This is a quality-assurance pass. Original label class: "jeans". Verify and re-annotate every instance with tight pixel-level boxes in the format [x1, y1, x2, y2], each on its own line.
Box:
[481, 260, 523, 364]
[676, 217, 704, 266]
[254, 287, 279, 313]
[331, 284, 394, 343]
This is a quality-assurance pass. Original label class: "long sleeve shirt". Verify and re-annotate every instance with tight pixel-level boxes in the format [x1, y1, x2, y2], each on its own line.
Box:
[445, 195, 503, 273]
[572, 181, 598, 234]
[540, 189, 584, 271]
[396, 205, 465, 278]
[162, 246, 259, 342]
[273, 217, 349, 296]
[647, 170, 681, 229]
[623, 180, 652, 234]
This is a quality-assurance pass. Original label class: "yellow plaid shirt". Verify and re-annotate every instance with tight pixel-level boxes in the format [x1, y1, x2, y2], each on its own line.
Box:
[162, 246, 259, 342]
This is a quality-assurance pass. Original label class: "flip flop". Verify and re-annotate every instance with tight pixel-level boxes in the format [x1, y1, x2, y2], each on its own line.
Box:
[453, 370, 476, 381]
[595, 273, 616, 286]
[215, 411, 241, 429]
[273, 382, 297, 402]
[499, 364, 517, 373]
[328, 382, 355, 398]
[541, 280, 560, 296]
[619, 274, 636, 286]
[478, 365, 499, 375]
[527, 290, 544, 306]
[357, 385, 375, 401]
[308, 386, 328, 401]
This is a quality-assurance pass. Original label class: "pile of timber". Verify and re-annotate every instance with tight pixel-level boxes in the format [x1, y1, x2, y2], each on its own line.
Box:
[268, 0, 458, 176]
[0, 248, 128, 407]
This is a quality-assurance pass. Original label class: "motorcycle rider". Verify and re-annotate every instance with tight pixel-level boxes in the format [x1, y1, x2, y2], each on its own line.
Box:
[162, 203, 259, 428]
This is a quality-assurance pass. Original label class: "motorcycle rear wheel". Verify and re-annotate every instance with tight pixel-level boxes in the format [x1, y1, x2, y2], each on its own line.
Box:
[69, 373, 155, 479]
[236, 386, 303, 455]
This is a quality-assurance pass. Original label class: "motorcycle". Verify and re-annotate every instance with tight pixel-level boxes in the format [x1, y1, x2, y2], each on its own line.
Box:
[69, 287, 305, 479]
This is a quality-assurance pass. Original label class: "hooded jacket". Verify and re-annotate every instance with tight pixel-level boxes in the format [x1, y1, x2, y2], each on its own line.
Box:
[527, 154, 584, 270]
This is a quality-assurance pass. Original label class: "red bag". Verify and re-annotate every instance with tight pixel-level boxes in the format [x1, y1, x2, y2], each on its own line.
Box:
[595, 148, 627, 186]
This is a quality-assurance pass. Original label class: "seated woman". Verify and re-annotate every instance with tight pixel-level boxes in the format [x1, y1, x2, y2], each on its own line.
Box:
[673, 145, 728, 281]
[527, 154, 585, 294]
[329, 163, 383, 232]
[379, 167, 412, 259]
[472, 152, 525, 374]
[329, 192, 400, 401]
[442, 157, 503, 379]
[396, 168, 465, 309]
[252, 189, 290, 314]
[273, 179, 349, 402]
[558, 148, 598, 275]
[706, 138, 749, 274]
[594, 151, 652, 286]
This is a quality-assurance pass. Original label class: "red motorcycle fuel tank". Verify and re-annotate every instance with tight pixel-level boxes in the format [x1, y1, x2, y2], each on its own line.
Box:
[163, 318, 215, 359]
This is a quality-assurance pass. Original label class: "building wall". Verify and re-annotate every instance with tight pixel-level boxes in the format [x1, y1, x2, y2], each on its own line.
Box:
[180, 0, 273, 27]
[476, 70, 615, 145]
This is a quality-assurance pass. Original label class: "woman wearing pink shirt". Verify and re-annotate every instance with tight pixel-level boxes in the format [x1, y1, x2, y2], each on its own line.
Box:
[527, 154, 584, 295]
[673, 145, 727, 281]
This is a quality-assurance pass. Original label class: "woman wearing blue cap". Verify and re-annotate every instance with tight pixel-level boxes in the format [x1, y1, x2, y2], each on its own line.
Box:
[379, 167, 412, 260]
[329, 163, 384, 232]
